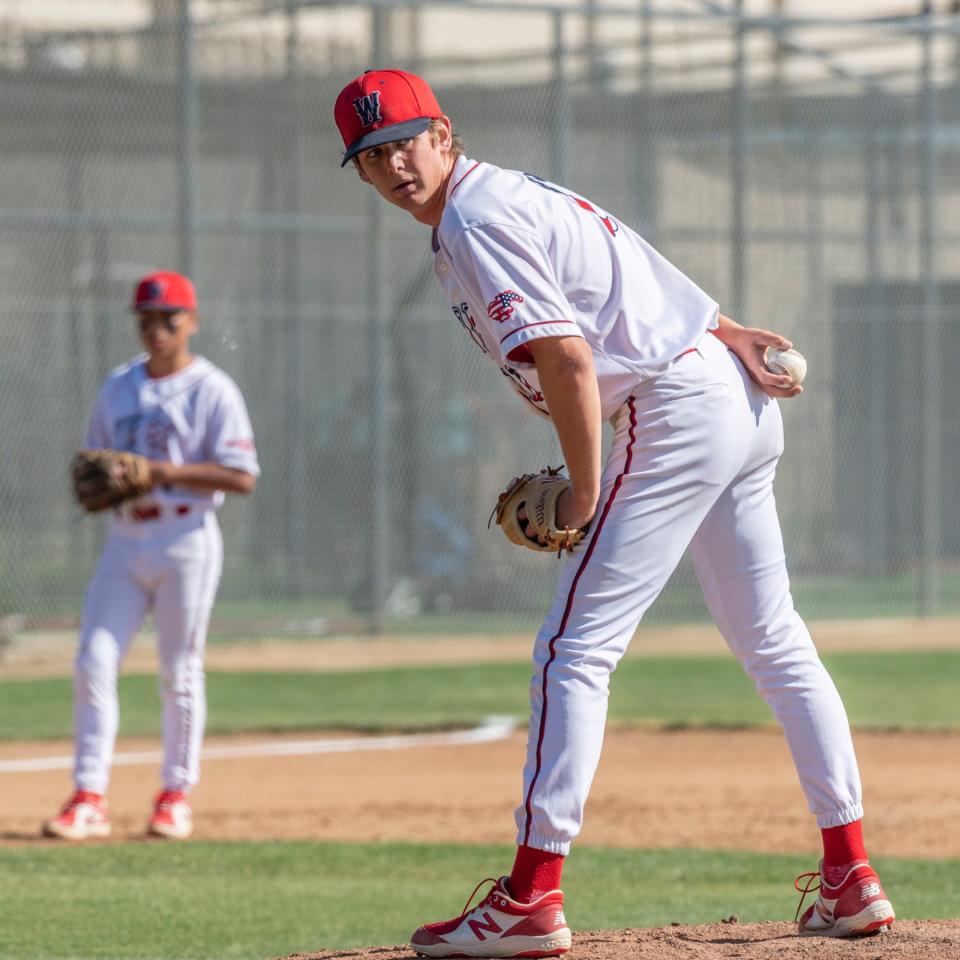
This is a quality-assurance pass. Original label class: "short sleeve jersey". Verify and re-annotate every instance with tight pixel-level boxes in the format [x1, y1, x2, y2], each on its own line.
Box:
[432, 156, 720, 420]
[85, 355, 260, 511]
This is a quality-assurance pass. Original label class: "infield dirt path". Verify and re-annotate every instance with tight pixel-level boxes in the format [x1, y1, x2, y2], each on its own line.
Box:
[3, 725, 957, 858]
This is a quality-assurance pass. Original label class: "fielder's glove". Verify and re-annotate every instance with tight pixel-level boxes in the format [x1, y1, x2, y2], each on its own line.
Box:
[70, 449, 153, 513]
[491, 466, 589, 554]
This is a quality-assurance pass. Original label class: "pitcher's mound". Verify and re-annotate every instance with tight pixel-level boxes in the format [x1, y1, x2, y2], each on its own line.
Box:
[278, 919, 960, 960]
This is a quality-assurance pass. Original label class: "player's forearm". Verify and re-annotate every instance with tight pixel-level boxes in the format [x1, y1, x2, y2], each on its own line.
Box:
[709, 313, 741, 344]
[528, 336, 602, 523]
[149, 462, 256, 495]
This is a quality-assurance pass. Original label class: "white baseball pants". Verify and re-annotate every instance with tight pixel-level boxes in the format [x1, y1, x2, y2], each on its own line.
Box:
[73, 510, 223, 795]
[516, 332, 863, 854]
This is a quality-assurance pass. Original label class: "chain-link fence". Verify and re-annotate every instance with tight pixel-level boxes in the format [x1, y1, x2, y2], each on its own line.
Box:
[1, 0, 958, 641]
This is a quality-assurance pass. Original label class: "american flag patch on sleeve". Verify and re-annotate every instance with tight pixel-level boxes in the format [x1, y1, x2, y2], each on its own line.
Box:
[487, 290, 524, 324]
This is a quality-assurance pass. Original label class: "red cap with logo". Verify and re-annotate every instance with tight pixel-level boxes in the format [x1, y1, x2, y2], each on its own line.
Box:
[132, 271, 197, 313]
[334, 69, 442, 167]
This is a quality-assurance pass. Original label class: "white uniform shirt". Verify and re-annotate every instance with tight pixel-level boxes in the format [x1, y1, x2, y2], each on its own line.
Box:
[432, 156, 720, 420]
[85, 355, 260, 511]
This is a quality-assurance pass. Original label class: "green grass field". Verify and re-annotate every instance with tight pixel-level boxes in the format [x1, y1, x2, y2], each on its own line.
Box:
[1, 843, 957, 960]
[1, 650, 957, 741]
[2, 649, 957, 959]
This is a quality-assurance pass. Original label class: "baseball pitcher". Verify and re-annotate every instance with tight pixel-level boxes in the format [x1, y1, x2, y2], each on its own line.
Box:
[334, 70, 894, 956]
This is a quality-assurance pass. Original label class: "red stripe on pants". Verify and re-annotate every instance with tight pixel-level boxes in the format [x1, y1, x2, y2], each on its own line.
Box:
[522, 396, 639, 845]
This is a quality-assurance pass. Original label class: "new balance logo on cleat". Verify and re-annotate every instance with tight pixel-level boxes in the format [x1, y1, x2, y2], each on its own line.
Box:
[795, 862, 895, 938]
[467, 912, 503, 940]
[411, 876, 571, 958]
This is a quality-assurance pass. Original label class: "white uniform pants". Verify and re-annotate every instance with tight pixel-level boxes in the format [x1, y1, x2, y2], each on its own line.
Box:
[73, 510, 223, 795]
[516, 333, 863, 854]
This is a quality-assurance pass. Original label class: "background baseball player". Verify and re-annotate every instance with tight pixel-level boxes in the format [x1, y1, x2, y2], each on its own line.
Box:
[334, 70, 895, 956]
[43, 270, 259, 842]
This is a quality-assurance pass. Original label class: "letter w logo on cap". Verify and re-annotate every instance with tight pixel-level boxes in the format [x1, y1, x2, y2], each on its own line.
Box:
[353, 92, 382, 127]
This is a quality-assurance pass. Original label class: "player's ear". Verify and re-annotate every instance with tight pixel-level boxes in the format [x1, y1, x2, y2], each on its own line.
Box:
[434, 116, 453, 154]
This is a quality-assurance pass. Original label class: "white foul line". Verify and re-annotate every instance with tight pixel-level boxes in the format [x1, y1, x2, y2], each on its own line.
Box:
[0, 715, 517, 774]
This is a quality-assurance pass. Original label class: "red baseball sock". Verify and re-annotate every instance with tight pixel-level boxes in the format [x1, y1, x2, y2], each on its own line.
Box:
[821, 820, 869, 886]
[507, 844, 565, 903]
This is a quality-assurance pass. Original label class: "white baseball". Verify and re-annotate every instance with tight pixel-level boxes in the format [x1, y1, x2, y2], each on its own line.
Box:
[765, 347, 807, 387]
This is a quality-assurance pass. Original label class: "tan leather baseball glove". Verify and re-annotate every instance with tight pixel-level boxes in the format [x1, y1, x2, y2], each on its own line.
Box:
[70, 449, 153, 513]
[491, 466, 589, 554]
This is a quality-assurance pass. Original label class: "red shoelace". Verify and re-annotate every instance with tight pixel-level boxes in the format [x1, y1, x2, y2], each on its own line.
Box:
[458, 878, 500, 918]
[793, 871, 822, 921]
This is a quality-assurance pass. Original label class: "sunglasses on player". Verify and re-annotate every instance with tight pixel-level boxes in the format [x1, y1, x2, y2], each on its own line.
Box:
[137, 311, 186, 333]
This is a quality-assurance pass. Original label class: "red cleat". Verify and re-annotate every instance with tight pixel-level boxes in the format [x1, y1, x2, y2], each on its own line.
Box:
[411, 876, 571, 958]
[42, 789, 111, 841]
[147, 789, 193, 840]
[796, 861, 894, 937]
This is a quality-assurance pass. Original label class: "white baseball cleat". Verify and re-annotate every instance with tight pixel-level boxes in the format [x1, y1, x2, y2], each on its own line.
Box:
[410, 876, 571, 958]
[147, 789, 193, 840]
[42, 790, 112, 841]
[795, 861, 894, 937]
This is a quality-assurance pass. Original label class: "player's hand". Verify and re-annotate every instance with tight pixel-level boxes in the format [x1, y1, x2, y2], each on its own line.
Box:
[517, 507, 543, 547]
[555, 486, 596, 532]
[520, 487, 595, 543]
[712, 323, 803, 399]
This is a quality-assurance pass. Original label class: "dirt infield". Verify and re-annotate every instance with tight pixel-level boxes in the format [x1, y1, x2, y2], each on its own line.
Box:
[4, 725, 959, 857]
[277, 920, 960, 960]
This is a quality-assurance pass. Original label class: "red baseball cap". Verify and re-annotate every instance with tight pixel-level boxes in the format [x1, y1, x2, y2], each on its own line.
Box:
[132, 271, 197, 313]
[334, 69, 442, 167]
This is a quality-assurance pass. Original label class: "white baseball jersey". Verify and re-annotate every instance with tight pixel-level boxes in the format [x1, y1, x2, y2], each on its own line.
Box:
[85, 355, 260, 511]
[431, 156, 719, 420]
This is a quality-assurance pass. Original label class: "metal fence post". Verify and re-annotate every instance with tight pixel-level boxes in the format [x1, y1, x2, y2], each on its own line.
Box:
[368, 3, 391, 633]
[919, 1, 941, 614]
[639, 0, 652, 91]
[552, 10, 569, 186]
[177, 0, 197, 279]
[863, 92, 888, 570]
[284, 0, 309, 596]
[731, 0, 750, 320]
[585, 0, 599, 88]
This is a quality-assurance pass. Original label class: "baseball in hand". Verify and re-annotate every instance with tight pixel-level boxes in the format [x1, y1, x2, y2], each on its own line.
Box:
[765, 347, 807, 387]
